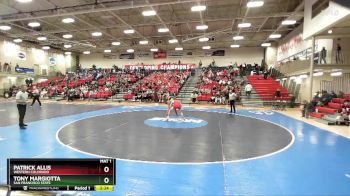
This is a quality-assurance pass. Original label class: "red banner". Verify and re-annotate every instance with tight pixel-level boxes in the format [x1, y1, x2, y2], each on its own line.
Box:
[153, 52, 167, 59]
[125, 64, 196, 70]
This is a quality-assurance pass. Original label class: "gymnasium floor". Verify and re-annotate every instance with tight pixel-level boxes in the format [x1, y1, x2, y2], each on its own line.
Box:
[1, 100, 350, 195]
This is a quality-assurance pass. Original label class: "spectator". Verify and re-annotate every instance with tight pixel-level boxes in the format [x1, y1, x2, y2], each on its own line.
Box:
[301, 100, 310, 118]
[338, 91, 344, 99]
[191, 92, 197, 103]
[274, 88, 281, 99]
[244, 83, 253, 98]
[320, 47, 327, 64]
[330, 91, 337, 99]
[341, 100, 350, 122]
[263, 70, 268, 80]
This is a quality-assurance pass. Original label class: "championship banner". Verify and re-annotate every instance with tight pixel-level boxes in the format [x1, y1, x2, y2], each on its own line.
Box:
[125, 64, 196, 70]
[153, 52, 167, 59]
[17, 51, 27, 61]
[211, 49, 225, 56]
[137, 52, 151, 58]
[119, 53, 135, 59]
[168, 51, 184, 58]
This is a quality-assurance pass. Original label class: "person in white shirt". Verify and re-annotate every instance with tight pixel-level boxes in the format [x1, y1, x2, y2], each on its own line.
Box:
[245, 83, 253, 98]
[229, 90, 237, 113]
[16, 85, 29, 129]
[30, 86, 42, 107]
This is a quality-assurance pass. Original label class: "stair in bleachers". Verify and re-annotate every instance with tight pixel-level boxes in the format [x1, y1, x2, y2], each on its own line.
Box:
[177, 69, 202, 104]
[247, 75, 291, 105]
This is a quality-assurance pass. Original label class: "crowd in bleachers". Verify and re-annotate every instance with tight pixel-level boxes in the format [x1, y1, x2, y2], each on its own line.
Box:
[301, 90, 350, 125]
[124, 70, 190, 102]
[33, 66, 143, 101]
[195, 67, 245, 104]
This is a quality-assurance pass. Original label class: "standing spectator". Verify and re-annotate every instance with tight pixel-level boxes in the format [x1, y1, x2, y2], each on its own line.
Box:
[301, 100, 310, 118]
[16, 85, 29, 129]
[336, 43, 343, 64]
[244, 83, 253, 98]
[191, 92, 197, 103]
[320, 47, 327, 64]
[30, 86, 42, 107]
[229, 90, 237, 114]
[263, 70, 268, 80]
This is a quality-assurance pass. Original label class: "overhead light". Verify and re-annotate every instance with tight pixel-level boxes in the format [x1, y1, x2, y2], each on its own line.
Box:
[233, 36, 244, 40]
[199, 37, 209, 42]
[247, 1, 264, 7]
[158, 28, 169, 33]
[16, 0, 32, 2]
[328, 30, 333, 34]
[230, 44, 240, 48]
[139, 40, 149, 45]
[282, 78, 288, 81]
[269, 34, 281, 39]
[62, 34, 73, 39]
[150, 48, 158, 52]
[13, 39, 22, 43]
[290, 76, 297, 80]
[175, 47, 183, 51]
[282, 20, 296, 25]
[261, 43, 271, 47]
[331, 72, 342, 77]
[127, 49, 134, 53]
[124, 29, 135, 34]
[169, 39, 178, 44]
[83, 51, 91, 54]
[65, 52, 71, 55]
[202, 46, 211, 50]
[238, 23, 251, 28]
[0, 25, 11, 31]
[142, 10, 156, 16]
[196, 25, 208, 30]
[28, 22, 40, 27]
[112, 42, 121, 46]
[91, 32, 102, 37]
[104, 49, 111, 53]
[191, 5, 206, 12]
[313, 72, 324, 77]
[64, 44, 72, 48]
[37, 36, 47, 41]
[42, 46, 50, 50]
[62, 18, 75, 24]
[299, 74, 308, 79]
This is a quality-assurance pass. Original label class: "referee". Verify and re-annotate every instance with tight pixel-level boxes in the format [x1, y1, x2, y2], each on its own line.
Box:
[229, 90, 237, 114]
[16, 85, 29, 129]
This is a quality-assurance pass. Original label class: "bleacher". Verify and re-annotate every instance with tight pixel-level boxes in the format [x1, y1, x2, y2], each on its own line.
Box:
[123, 71, 190, 101]
[309, 96, 350, 125]
[247, 75, 291, 101]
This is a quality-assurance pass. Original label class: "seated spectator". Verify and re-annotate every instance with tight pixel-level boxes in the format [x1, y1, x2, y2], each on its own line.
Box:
[341, 100, 350, 121]
[338, 91, 344, 98]
[330, 91, 337, 99]
[274, 88, 281, 99]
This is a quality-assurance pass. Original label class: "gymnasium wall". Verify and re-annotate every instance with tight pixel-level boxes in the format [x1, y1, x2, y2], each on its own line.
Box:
[79, 47, 264, 69]
[0, 37, 76, 91]
[304, 0, 350, 39]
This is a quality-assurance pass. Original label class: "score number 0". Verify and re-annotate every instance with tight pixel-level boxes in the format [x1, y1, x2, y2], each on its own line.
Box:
[103, 166, 110, 184]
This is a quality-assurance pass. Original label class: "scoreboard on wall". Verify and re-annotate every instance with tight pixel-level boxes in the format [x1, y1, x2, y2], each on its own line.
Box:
[7, 158, 115, 191]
